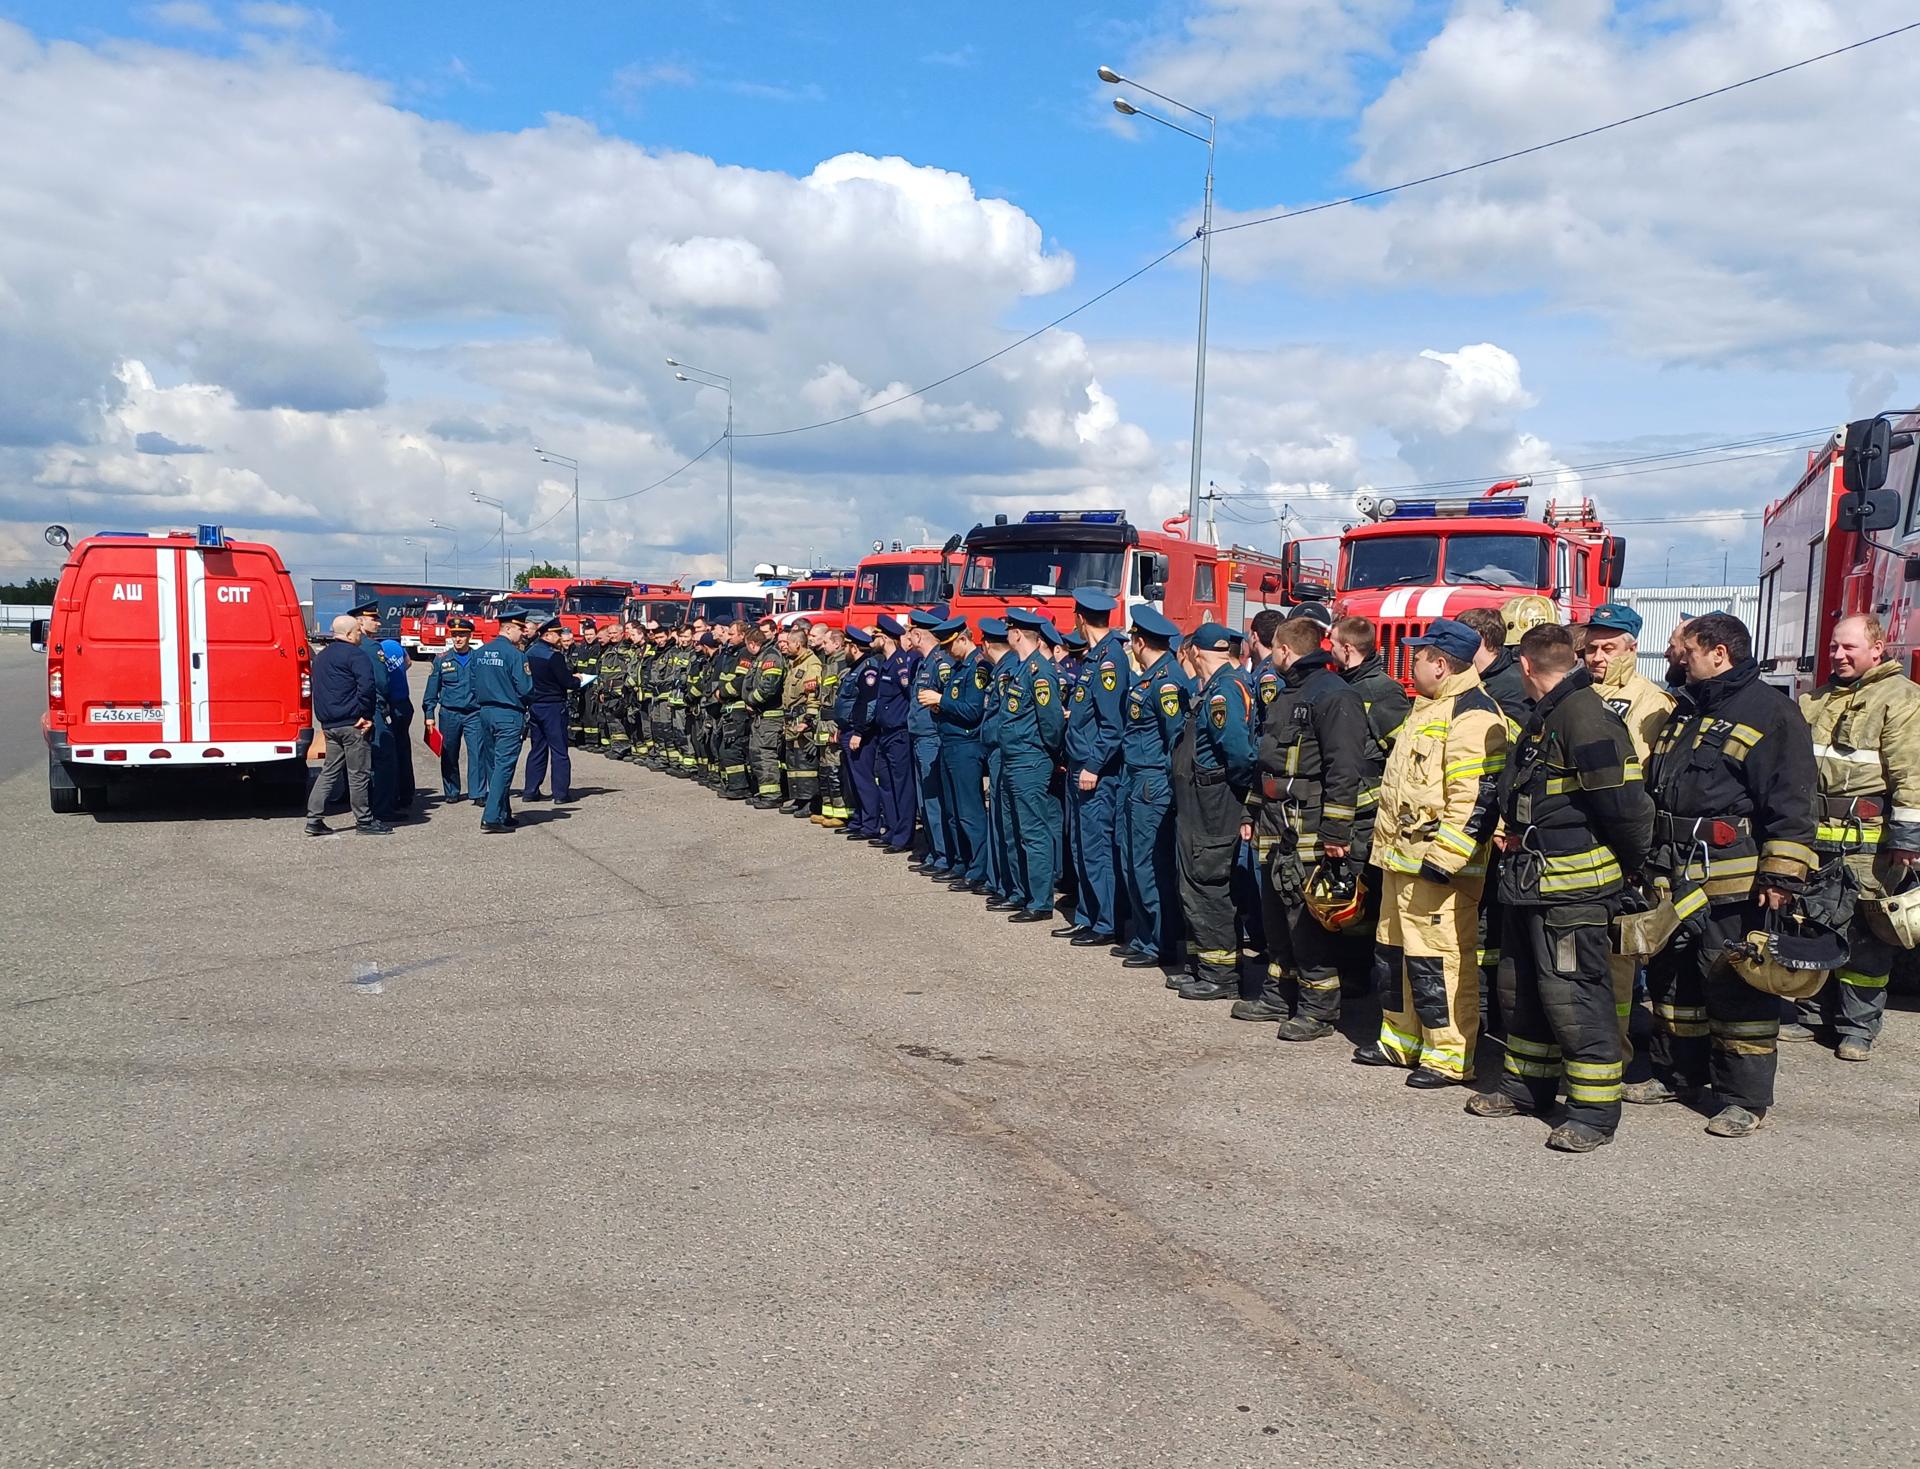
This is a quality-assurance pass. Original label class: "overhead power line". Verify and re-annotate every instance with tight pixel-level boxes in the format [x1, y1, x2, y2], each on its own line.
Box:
[1208, 21, 1920, 237]
[584, 434, 729, 504]
[734, 239, 1195, 440]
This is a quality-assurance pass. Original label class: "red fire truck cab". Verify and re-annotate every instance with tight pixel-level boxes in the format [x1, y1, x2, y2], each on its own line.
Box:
[1288, 484, 1624, 685]
[417, 589, 502, 657]
[625, 581, 689, 628]
[33, 526, 314, 813]
[776, 569, 857, 631]
[523, 576, 636, 637]
[1759, 411, 1920, 698]
[469, 590, 559, 643]
[950, 510, 1260, 635]
[848, 543, 963, 630]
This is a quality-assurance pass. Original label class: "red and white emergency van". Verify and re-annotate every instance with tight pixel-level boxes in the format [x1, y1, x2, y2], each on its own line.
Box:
[33, 526, 314, 812]
[775, 569, 856, 631]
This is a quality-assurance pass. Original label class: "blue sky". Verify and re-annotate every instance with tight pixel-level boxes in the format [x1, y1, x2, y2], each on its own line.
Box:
[1, 1, 1914, 586]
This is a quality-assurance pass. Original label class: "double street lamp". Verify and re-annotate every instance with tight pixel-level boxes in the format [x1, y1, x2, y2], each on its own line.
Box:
[533, 446, 582, 573]
[469, 491, 509, 588]
[666, 357, 734, 580]
[428, 518, 459, 577]
[1099, 64, 1217, 539]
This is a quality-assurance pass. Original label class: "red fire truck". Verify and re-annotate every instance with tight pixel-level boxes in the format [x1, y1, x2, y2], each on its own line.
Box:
[33, 525, 314, 812]
[468, 589, 559, 643]
[950, 510, 1280, 635]
[524, 576, 636, 636]
[776, 569, 857, 631]
[848, 542, 964, 629]
[1280, 481, 1625, 685]
[1758, 411, 1920, 697]
[625, 581, 690, 628]
[416, 589, 502, 657]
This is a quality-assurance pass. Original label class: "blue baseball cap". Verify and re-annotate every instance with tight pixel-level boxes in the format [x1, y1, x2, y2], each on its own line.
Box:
[1586, 602, 1643, 638]
[875, 613, 905, 638]
[978, 617, 1009, 642]
[1189, 621, 1237, 652]
[908, 608, 943, 629]
[495, 605, 530, 625]
[1070, 586, 1116, 615]
[846, 625, 875, 646]
[1005, 607, 1050, 633]
[1404, 617, 1481, 664]
[931, 616, 966, 641]
[1130, 605, 1178, 642]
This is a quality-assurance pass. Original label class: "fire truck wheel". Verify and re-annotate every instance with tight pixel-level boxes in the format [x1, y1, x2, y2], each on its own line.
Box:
[47, 755, 81, 815]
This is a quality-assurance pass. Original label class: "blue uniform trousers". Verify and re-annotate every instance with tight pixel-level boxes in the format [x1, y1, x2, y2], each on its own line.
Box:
[912, 733, 950, 870]
[1120, 767, 1180, 961]
[476, 707, 524, 826]
[437, 707, 486, 800]
[523, 701, 571, 800]
[845, 734, 881, 836]
[1070, 777, 1120, 937]
[939, 738, 988, 883]
[876, 728, 915, 849]
[389, 702, 417, 809]
[1003, 757, 1059, 915]
[985, 751, 1010, 896]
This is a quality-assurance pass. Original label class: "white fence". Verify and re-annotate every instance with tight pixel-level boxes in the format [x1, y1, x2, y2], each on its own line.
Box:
[1613, 585, 1762, 683]
[0, 605, 52, 632]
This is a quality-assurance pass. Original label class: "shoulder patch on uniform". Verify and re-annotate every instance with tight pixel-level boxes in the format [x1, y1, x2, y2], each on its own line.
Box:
[1159, 685, 1182, 718]
[974, 663, 989, 689]
[1100, 669, 1117, 692]
[1035, 678, 1053, 707]
[1210, 698, 1226, 729]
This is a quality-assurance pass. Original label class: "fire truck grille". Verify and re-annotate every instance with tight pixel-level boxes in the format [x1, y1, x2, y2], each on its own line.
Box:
[1376, 619, 1428, 686]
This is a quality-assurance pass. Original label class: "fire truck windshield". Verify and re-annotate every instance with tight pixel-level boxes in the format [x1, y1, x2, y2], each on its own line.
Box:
[1345, 533, 1547, 591]
[792, 585, 851, 612]
[963, 548, 1123, 597]
[854, 563, 944, 608]
[566, 586, 630, 615]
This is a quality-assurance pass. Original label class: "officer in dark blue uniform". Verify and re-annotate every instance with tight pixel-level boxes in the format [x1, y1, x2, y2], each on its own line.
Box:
[349, 599, 398, 819]
[931, 616, 990, 893]
[1119, 607, 1193, 969]
[1000, 607, 1068, 922]
[471, 606, 533, 833]
[977, 619, 1017, 906]
[907, 606, 956, 875]
[523, 617, 575, 803]
[1057, 587, 1132, 947]
[872, 614, 917, 853]
[837, 625, 882, 839]
[1175, 622, 1259, 999]
[422, 615, 485, 802]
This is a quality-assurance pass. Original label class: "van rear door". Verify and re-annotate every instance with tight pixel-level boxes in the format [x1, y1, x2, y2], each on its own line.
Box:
[197, 547, 303, 744]
[68, 543, 169, 738]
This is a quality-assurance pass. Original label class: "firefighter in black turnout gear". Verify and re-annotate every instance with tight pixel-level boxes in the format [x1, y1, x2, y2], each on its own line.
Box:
[1470, 625, 1654, 1152]
[1627, 612, 1819, 1138]
[1236, 618, 1371, 1040]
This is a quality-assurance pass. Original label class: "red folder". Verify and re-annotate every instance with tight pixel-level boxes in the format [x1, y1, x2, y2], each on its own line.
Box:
[425, 725, 444, 756]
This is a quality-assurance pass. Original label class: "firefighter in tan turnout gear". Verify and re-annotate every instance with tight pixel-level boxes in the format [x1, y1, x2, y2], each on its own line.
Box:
[1626, 612, 1819, 1138]
[1786, 613, 1920, 1063]
[1580, 602, 1675, 1057]
[1354, 617, 1509, 1089]
[1470, 624, 1654, 1153]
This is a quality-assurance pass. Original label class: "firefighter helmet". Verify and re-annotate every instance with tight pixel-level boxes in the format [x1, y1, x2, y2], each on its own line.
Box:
[1500, 594, 1559, 645]
[1304, 857, 1369, 933]
[1862, 875, 1920, 950]
[1726, 909, 1849, 1001]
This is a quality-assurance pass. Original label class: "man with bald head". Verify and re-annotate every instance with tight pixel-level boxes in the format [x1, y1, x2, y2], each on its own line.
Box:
[1789, 612, 1920, 1062]
[304, 615, 387, 835]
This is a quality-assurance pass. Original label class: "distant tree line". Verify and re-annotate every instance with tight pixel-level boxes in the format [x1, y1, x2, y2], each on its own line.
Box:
[0, 578, 56, 605]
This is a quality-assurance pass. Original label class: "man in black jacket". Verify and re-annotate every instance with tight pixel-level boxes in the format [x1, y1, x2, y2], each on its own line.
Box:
[1471, 625, 1654, 1152]
[523, 618, 576, 803]
[304, 615, 388, 836]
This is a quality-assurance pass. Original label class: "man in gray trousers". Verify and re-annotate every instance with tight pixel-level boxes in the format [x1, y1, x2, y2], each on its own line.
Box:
[305, 615, 392, 836]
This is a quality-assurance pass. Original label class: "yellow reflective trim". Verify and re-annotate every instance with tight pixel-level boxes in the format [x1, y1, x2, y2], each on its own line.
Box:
[1416, 720, 1451, 739]
[1434, 823, 1477, 857]
[1504, 1055, 1560, 1079]
[1562, 1059, 1623, 1081]
[1837, 970, 1890, 989]
[1356, 787, 1381, 808]
[1672, 887, 1708, 920]
[1196, 948, 1238, 964]
[1544, 775, 1579, 794]
[1382, 849, 1424, 875]
[1323, 803, 1356, 820]
[1816, 823, 1883, 845]
[1299, 974, 1340, 990]
[1566, 1081, 1624, 1103]
[1379, 1021, 1422, 1058]
[1711, 1019, 1779, 1037]
[1764, 840, 1820, 868]
[1506, 1034, 1560, 1059]
[1445, 755, 1507, 781]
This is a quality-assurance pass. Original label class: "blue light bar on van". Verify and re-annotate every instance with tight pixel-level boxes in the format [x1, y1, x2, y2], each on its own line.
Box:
[1378, 497, 1528, 520]
[1022, 510, 1125, 525]
[196, 524, 227, 548]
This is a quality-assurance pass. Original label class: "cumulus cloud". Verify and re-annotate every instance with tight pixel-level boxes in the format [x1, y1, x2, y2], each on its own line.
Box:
[1205, 0, 1920, 367]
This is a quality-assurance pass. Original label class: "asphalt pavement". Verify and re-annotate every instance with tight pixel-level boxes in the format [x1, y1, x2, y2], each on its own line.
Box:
[3, 637, 1918, 1468]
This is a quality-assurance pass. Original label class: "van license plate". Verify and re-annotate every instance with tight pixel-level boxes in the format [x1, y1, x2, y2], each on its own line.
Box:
[90, 707, 162, 723]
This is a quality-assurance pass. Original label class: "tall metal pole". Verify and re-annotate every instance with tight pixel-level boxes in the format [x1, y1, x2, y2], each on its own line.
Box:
[1190, 119, 1215, 541]
[572, 462, 580, 574]
[725, 395, 735, 581]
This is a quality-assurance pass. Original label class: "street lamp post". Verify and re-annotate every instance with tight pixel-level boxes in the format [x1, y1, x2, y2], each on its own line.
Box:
[533, 447, 582, 573]
[666, 357, 734, 580]
[1099, 65, 1216, 541]
[428, 518, 459, 578]
[402, 537, 428, 580]
[470, 491, 508, 588]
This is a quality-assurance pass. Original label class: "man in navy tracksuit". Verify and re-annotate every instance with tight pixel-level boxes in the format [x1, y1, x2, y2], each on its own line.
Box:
[872, 614, 918, 853]
[836, 626, 882, 839]
[523, 617, 576, 803]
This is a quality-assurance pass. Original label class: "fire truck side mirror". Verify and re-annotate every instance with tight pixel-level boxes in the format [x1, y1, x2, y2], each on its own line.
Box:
[1842, 417, 1894, 495]
[30, 617, 49, 653]
[1837, 489, 1901, 536]
[1598, 536, 1627, 590]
